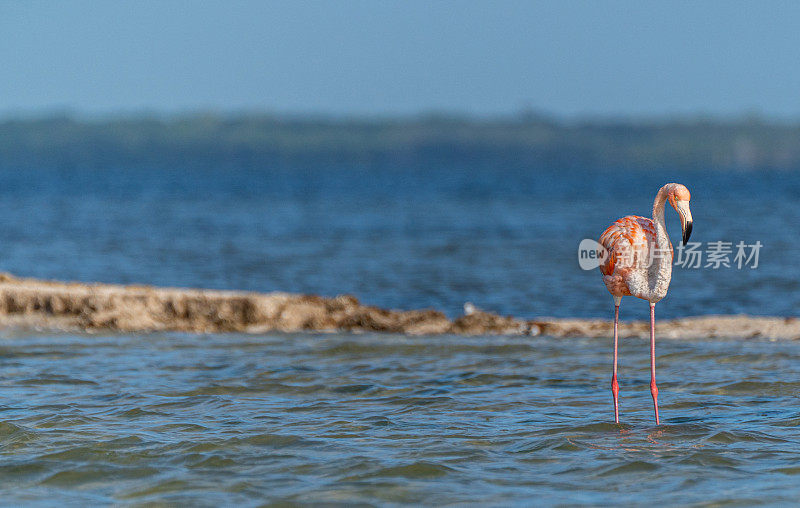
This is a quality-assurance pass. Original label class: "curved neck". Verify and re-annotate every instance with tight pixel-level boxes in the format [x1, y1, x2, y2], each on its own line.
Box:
[652, 188, 671, 246]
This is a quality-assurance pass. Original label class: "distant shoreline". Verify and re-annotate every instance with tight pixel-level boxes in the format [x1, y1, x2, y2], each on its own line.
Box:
[2, 114, 800, 170]
[0, 273, 795, 339]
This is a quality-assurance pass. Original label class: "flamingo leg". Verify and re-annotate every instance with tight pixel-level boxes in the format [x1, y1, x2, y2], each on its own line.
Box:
[649, 302, 660, 425]
[611, 303, 620, 424]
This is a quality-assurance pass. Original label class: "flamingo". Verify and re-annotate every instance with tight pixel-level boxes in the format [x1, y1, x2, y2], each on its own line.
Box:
[598, 183, 692, 425]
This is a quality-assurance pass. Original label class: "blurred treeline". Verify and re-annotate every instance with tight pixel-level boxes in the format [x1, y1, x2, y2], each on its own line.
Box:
[0, 113, 798, 170]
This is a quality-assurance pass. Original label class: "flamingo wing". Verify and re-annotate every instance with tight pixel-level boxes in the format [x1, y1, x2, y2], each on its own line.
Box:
[598, 215, 656, 277]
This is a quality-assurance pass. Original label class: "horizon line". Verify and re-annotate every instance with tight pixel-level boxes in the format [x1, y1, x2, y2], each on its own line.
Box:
[0, 108, 797, 125]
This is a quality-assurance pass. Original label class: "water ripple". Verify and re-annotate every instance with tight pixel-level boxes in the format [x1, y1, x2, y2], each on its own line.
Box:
[0, 332, 795, 504]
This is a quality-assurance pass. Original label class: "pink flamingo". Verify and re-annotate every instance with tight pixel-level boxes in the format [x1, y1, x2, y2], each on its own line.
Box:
[598, 183, 693, 425]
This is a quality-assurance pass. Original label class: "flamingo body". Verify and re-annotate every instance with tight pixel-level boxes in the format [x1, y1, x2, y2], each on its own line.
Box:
[599, 215, 672, 302]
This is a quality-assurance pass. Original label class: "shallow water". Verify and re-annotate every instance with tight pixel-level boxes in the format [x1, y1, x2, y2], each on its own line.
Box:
[0, 330, 798, 505]
[0, 165, 798, 320]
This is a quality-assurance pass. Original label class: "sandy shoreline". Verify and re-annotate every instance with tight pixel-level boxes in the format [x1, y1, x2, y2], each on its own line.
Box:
[0, 273, 794, 339]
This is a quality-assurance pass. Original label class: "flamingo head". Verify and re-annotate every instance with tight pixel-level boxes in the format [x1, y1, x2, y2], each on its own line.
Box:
[666, 183, 692, 245]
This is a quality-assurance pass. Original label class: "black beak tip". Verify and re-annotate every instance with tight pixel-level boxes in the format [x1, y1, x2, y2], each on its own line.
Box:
[682, 221, 693, 245]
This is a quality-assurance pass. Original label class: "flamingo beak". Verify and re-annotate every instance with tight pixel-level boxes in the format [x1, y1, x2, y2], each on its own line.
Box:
[682, 220, 692, 245]
[677, 200, 693, 245]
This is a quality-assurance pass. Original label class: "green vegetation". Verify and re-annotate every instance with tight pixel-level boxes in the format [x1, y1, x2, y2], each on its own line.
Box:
[0, 113, 798, 170]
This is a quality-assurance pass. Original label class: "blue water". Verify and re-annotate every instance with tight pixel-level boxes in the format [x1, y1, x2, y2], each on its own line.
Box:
[0, 165, 798, 505]
[0, 165, 795, 320]
[0, 331, 799, 505]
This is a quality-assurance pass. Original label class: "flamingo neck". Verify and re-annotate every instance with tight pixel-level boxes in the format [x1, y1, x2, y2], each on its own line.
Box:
[653, 189, 667, 233]
[644, 185, 676, 303]
[652, 189, 670, 245]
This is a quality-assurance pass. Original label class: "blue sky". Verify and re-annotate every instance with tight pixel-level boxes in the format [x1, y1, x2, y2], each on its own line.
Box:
[2, 0, 799, 117]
